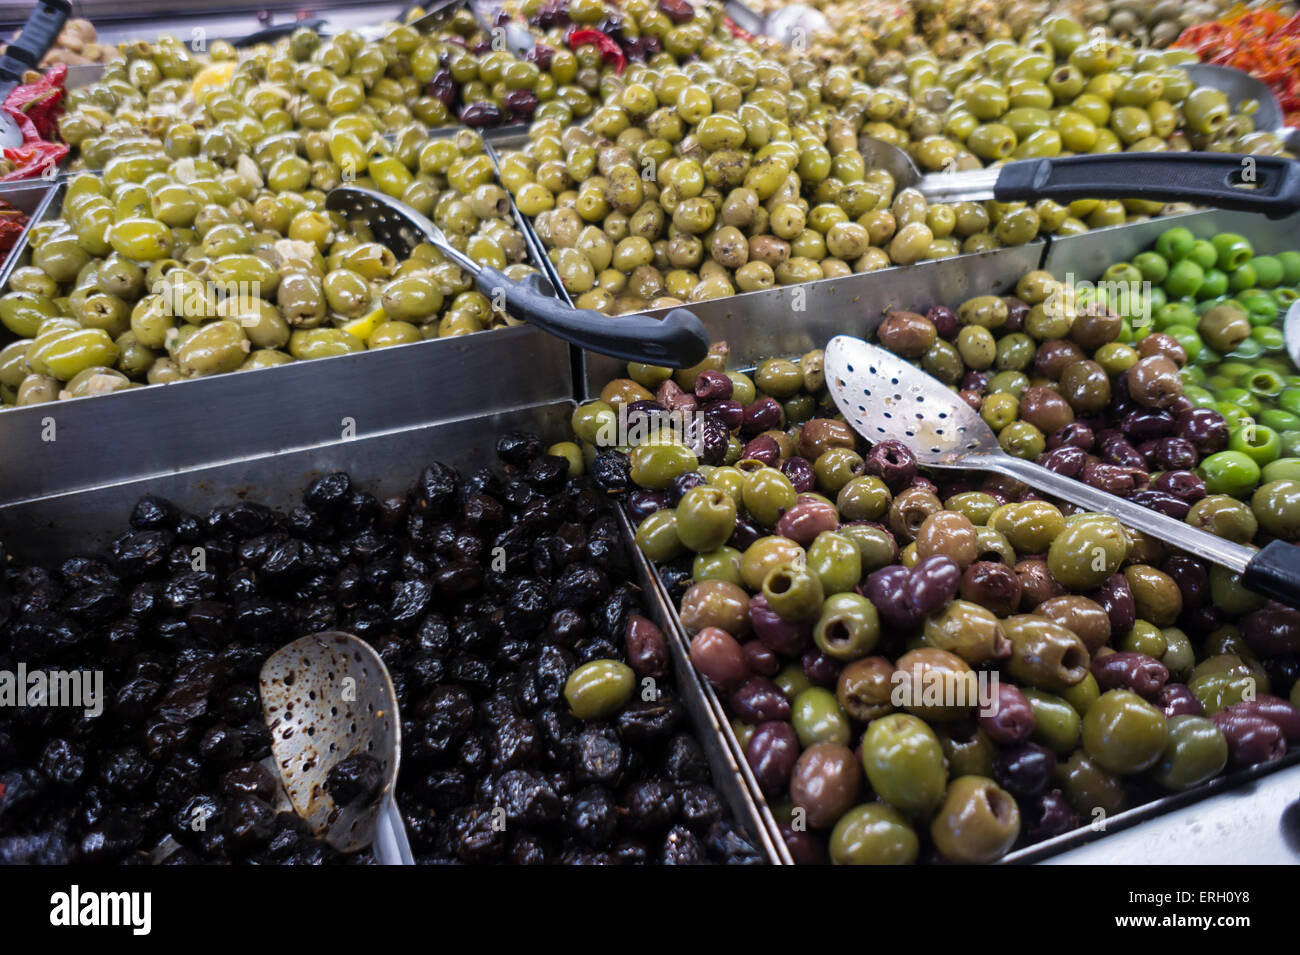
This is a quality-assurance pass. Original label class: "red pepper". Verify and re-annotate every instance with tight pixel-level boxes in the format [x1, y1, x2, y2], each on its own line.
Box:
[1, 139, 68, 182]
[723, 15, 756, 43]
[3, 63, 67, 143]
[566, 27, 626, 74]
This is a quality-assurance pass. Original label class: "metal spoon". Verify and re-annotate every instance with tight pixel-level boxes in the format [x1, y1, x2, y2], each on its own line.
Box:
[260, 631, 414, 866]
[1284, 299, 1300, 372]
[824, 335, 1300, 606]
[326, 185, 710, 367]
[1182, 63, 1300, 153]
[857, 136, 1300, 218]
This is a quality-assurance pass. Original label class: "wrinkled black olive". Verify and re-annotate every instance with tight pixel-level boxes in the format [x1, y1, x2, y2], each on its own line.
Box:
[325, 753, 384, 807]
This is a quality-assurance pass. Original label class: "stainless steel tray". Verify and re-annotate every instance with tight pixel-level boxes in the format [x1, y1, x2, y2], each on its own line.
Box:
[0, 134, 577, 504]
[0, 179, 58, 290]
[585, 212, 1300, 865]
[1042, 207, 1300, 278]
[0, 397, 781, 862]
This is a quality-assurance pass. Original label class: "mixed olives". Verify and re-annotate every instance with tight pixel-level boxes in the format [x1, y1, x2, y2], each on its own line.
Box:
[572, 312, 1300, 863]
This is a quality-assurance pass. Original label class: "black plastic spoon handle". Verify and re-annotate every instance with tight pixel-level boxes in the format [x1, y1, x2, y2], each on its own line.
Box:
[994, 153, 1300, 219]
[232, 18, 329, 47]
[1243, 540, 1300, 607]
[0, 0, 71, 81]
[475, 268, 710, 368]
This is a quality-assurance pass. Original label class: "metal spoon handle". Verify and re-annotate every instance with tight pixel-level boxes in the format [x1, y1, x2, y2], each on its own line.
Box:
[980, 452, 1256, 573]
[988, 452, 1300, 607]
[373, 792, 414, 866]
[993, 154, 1300, 219]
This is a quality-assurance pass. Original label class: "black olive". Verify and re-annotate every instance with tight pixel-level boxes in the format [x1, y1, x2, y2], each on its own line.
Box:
[220, 762, 277, 802]
[412, 463, 461, 518]
[130, 495, 178, 530]
[38, 738, 86, 786]
[304, 471, 352, 515]
[679, 783, 724, 833]
[663, 735, 711, 787]
[325, 753, 384, 807]
[574, 725, 624, 787]
[624, 777, 679, 830]
[565, 785, 618, 848]
[109, 529, 173, 577]
[661, 824, 707, 865]
[591, 450, 632, 493]
[508, 832, 550, 865]
[616, 695, 683, 746]
[494, 769, 562, 825]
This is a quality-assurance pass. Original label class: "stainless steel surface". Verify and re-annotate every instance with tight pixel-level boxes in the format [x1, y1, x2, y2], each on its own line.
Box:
[1184, 63, 1300, 153]
[0, 178, 56, 289]
[261, 631, 413, 863]
[825, 335, 1259, 573]
[583, 242, 1046, 396]
[1043, 207, 1300, 278]
[0, 397, 779, 863]
[616, 507, 788, 863]
[1015, 754, 1300, 865]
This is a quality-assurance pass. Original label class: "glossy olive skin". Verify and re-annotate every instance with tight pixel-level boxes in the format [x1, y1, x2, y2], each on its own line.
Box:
[930, 775, 1021, 863]
[1150, 715, 1229, 791]
[675, 484, 737, 552]
[679, 580, 750, 635]
[564, 659, 636, 720]
[861, 713, 948, 817]
[922, 599, 1009, 665]
[1003, 615, 1090, 691]
[813, 592, 880, 661]
[836, 656, 896, 723]
[893, 648, 976, 722]
[789, 743, 862, 830]
[1047, 515, 1128, 590]
[1055, 750, 1127, 817]
[1082, 689, 1169, 775]
[829, 803, 919, 865]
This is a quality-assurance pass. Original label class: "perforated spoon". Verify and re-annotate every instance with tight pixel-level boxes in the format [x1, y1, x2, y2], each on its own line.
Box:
[260, 631, 413, 865]
[1182, 63, 1300, 153]
[824, 335, 1300, 605]
[326, 185, 710, 367]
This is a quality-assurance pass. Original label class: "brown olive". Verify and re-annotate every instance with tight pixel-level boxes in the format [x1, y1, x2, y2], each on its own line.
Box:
[1035, 595, 1112, 655]
[1058, 360, 1111, 414]
[960, 560, 1024, 616]
[1136, 333, 1186, 367]
[876, 310, 937, 358]
[789, 743, 862, 830]
[1015, 557, 1065, 609]
[836, 655, 895, 722]
[1126, 355, 1183, 410]
[798, 418, 857, 461]
[888, 486, 944, 541]
[1034, 339, 1085, 379]
[679, 580, 750, 635]
[914, 510, 979, 568]
[1018, 386, 1075, 435]
[1070, 305, 1122, 351]
[894, 648, 976, 722]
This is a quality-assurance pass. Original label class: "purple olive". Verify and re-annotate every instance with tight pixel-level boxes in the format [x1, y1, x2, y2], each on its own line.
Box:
[775, 499, 839, 546]
[1025, 789, 1078, 842]
[1210, 711, 1287, 767]
[993, 742, 1054, 797]
[1091, 651, 1169, 698]
[459, 101, 504, 128]
[694, 369, 733, 402]
[741, 639, 781, 678]
[625, 489, 670, 523]
[741, 397, 784, 435]
[1090, 573, 1136, 634]
[978, 682, 1035, 745]
[1220, 695, 1300, 743]
[749, 593, 811, 655]
[1040, 445, 1087, 477]
[926, 304, 959, 340]
[780, 456, 816, 493]
[1151, 469, 1206, 503]
[1120, 408, 1176, 442]
[1161, 554, 1209, 610]
[1153, 436, 1198, 470]
[701, 398, 743, 430]
[863, 440, 917, 492]
[907, 555, 961, 615]
[625, 614, 669, 679]
[864, 565, 921, 631]
[730, 676, 793, 723]
[1154, 683, 1203, 718]
[741, 434, 781, 467]
[1127, 489, 1190, 519]
[1047, 421, 1095, 451]
[503, 89, 539, 119]
[801, 650, 842, 688]
[745, 721, 800, 797]
[1176, 407, 1229, 454]
[1241, 607, 1300, 657]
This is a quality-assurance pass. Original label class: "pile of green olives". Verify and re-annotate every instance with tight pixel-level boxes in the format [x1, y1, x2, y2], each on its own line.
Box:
[562, 335, 1300, 864]
[0, 127, 535, 405]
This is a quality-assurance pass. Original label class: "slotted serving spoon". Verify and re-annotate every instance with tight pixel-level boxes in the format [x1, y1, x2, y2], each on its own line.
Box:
[824, 335, 1300, 605]
[1284, 299, 1300, 372]
[260, 631, 413, 865]
[326, 185, 710, 367]
[1183, 63, 1300, 153]
[857, 136, 1300, 218]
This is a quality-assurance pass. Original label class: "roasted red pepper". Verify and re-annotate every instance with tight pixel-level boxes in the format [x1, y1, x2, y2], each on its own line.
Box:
[723, 15, 756, 43]
[1, 138, 67, 181]
[3, 62, 67, 142]
[1175, 8, 1300, 127]
[0, 199, 26, 255]
[567, 27, 626, 74]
